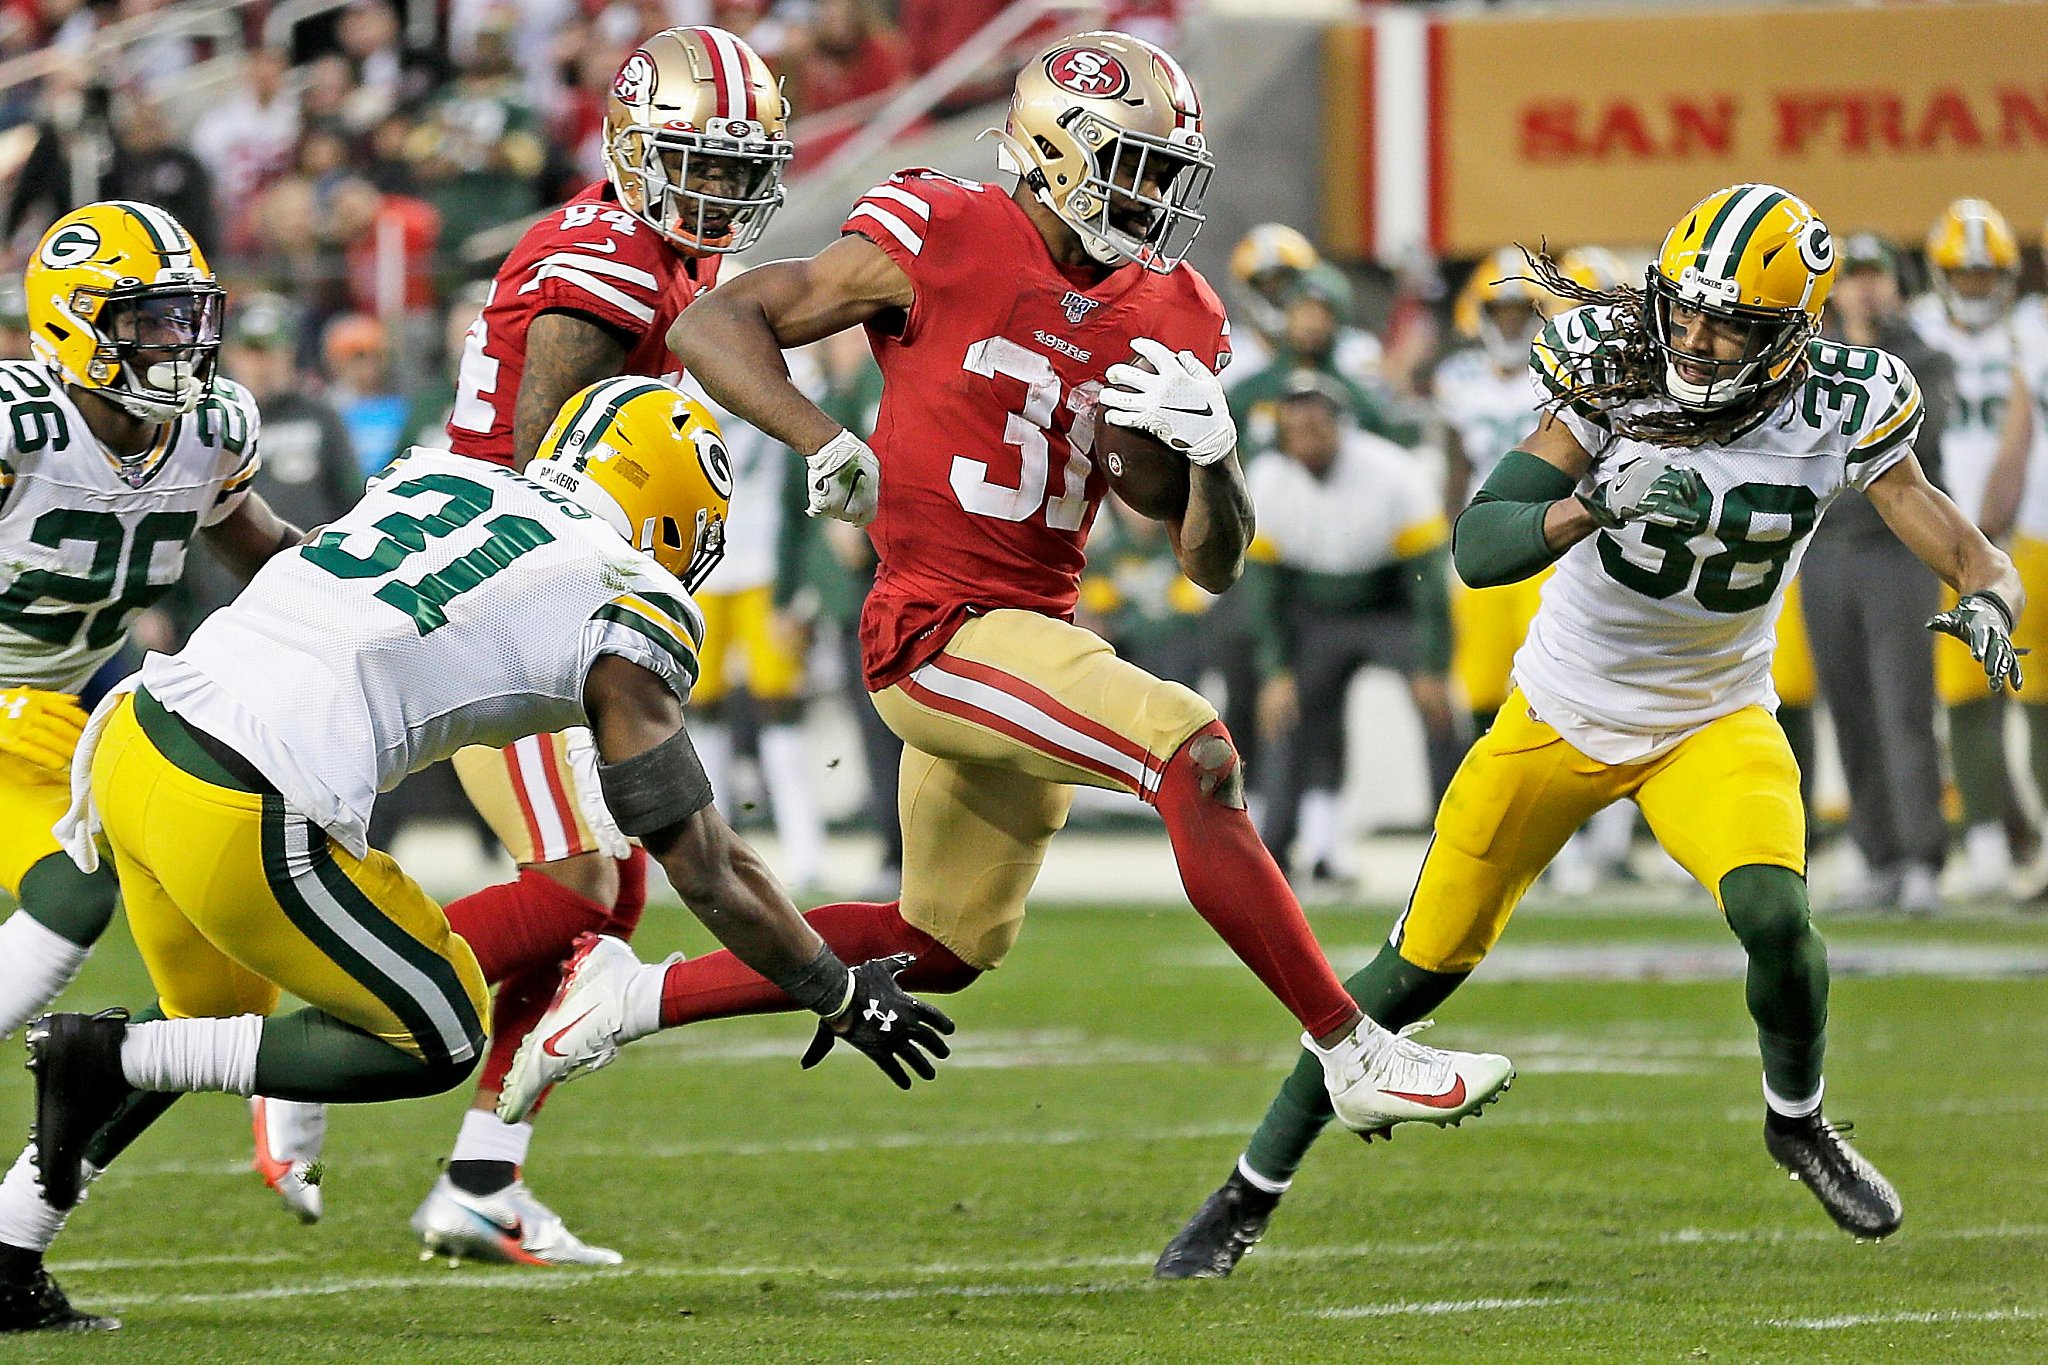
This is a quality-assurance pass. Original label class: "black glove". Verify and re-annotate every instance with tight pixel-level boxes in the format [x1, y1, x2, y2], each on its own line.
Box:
[1928, 592, 2025, 693]
[799, 954, 955, 1088]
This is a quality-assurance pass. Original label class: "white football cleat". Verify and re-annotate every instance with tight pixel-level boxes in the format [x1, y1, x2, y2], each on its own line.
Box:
[497, 933, 664, 1124]
[409, 1174, 623, 1267]
[1308, 1019, 1514, 1138]
[250, 1096, 327, 1224]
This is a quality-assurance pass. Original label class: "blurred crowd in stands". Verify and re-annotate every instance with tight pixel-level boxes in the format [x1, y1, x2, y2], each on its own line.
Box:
[4, 2, 2037, 916]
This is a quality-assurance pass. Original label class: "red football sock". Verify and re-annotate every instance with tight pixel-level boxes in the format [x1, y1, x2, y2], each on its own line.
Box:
[658, 900, 979, 1029]
[1152, 721, 1359, 1040]
[477, 962, 562, 1112]
[606, 848, 649, 940]
[444, 869, 613, 984]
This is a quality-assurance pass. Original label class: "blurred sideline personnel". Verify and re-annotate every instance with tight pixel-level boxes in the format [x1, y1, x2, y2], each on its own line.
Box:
[684, 360, 828, 892]
[1806, 235, 1951, 912]
[1246, 373, 1454, 888]
[0, 205, 303, 1045]
[172, 294, 365, 629]
[795, 331, 904, 890]
[1983, 213, 2048, 900]
[1228, 266, 1416, 451]
[0, 280, 29, 360]
[1437, 245, 1635, 890]
[1909, 199, 2036, 897]
[246, 26, 796, 1264]
[1160, 184, 2025, 1278]
[502, 31, 1515, 1139]
[1, 380, 951, 1334]
[1222, 223, 1381, 393]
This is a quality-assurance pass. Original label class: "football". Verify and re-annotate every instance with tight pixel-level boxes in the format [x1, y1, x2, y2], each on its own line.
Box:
[1097, 419, 1190, 522]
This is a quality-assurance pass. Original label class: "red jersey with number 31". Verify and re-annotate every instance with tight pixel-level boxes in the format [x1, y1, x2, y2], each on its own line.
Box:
[842, 170, 1231, 688]
[447, 181, 718, 467]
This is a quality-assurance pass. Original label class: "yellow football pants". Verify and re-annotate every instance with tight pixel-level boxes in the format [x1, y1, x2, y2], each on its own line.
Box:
[1393, 688, 1805, 973]
[694, 584, 807, 705]
[871, 609, 1217, 970]
[94, 696, 488, 1065]
[0, 747, 73, 899]
[1772, 578, 1816, 708]
[1451, 570, 1549, 718]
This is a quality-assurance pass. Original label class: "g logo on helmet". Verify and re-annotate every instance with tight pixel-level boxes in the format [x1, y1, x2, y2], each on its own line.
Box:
[1045, 47, 1130, 99]
[39, 223, 101, 269]
[613, 51, 657, 106]
[1798, 220, 1835, 275]
[691, 427, 734, 499]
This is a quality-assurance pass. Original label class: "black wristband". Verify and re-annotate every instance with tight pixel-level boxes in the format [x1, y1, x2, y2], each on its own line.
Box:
[1974, 589, 2016, 630]
[772, 944, 854, 1017]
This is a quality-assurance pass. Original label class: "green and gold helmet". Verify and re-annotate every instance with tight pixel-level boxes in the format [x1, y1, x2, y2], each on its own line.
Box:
[1647, 184, 1834, 411]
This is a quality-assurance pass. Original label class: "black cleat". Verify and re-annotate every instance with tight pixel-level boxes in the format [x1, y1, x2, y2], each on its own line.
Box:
[1155, 1168, 1282, 1280]
[26, 1009, 134, 1210]
[0, 1267, 119, 1333]
[1764, 1111, 1903, 1240]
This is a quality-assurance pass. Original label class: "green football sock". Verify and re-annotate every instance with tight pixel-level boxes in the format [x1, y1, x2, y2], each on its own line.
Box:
[17, 854, 119, 949]
[1948, 698, 2008, 831]
[254, 1008, 477, 1104]
[1720, 865, 1827, 1105]
[1241, 941, 1468, 1186]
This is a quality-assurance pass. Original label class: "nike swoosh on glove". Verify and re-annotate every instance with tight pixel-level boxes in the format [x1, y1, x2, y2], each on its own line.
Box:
[1579, 456, 1709, 533]
[1098, 337, 1236, 466]
[1928, 592, 2025, 693]
[806, 429, 881, 527]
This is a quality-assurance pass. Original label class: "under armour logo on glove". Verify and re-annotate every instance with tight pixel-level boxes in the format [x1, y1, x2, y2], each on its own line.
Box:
[799, 954, 956, 1089]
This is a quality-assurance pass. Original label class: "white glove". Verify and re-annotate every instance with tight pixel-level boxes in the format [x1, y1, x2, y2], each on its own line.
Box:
[1098, 337, 1236, 467]
[806, 429, 880, 527]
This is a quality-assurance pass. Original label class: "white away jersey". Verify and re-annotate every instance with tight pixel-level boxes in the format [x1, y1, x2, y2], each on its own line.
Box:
[2008, 298, 2048, 538]
[1434, 345, 1540, 499]
[1520, 304, 1923, 761]
[1246, 428, 1445, 574]
[143, 449, 704, 855]
[1907, 292, 2026, 524]
[0, 363, 260, 692]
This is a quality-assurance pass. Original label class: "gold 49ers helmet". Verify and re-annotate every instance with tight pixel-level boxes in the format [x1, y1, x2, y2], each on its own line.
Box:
[604, 26, 792, 255]
[1925, 198, 2019, 330]
[24, 201, 223, 424]
[992, 30, 1213, 272]
[1455, 246, 1565, 368]
[1648, 183, 1835, 411]
[530, 377, 734, 590]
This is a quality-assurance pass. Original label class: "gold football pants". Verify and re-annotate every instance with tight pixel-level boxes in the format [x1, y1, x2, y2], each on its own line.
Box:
[1393, 689, 1805, 973]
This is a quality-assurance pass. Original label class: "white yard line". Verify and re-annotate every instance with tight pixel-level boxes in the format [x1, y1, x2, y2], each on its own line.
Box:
[1317, 1296, 1576, 1319]
[82, 1225, 2048, 1307]
[1770, 1307, 2048, 1330]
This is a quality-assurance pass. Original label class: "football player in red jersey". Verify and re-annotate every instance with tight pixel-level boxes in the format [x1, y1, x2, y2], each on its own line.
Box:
[249, 26, 797, 1266]
[498, 33, 1517, 1148]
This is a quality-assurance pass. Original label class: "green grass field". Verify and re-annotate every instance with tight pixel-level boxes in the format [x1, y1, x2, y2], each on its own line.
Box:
[6, 894, 2046, 1362]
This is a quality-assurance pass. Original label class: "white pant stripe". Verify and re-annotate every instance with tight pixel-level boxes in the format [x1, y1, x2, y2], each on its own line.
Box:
[910, 661, 1160, 795]
[511, 736, 573, 862]
[281, 814, 476, 1064]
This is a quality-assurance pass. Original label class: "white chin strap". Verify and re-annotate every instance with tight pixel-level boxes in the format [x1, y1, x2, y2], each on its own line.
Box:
[1662, 358, 1761, 411]
[107, 363, 206, 423]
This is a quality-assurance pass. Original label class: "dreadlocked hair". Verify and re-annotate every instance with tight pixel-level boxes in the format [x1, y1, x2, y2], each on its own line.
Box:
[1515, 244, 1807, 449]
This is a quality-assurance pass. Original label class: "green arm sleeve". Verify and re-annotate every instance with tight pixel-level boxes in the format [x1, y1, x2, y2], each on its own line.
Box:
[1451, 449, 1580, 589]
[1408, 544, 1452, 673]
